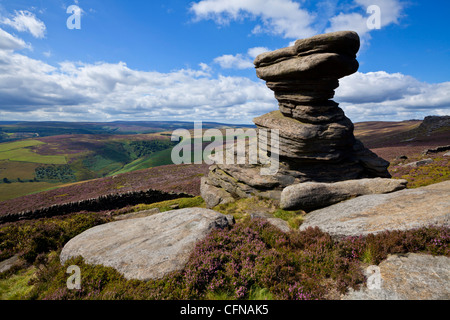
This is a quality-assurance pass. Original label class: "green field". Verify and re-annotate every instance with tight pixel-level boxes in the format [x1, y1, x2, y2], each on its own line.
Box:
[0, 181, 65, 202]
[109, 148, 174, 176]
[0, 140, 67, 165]
[0, 148, 67, 164]
[0, 140, 45, 152]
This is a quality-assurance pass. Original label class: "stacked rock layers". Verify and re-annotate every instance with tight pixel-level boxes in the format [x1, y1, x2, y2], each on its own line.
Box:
[201, 31, 391, 208]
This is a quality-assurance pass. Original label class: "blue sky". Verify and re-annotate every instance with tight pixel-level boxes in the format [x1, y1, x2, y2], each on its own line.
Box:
[0, 0, 449, 124]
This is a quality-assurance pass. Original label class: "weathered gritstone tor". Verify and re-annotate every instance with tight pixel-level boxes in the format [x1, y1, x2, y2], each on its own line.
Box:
[201, 31, 391, 208]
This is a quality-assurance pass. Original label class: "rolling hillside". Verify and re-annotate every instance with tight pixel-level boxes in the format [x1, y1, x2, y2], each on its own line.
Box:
[0, 118, 448, 212]
[0, 121, 254, 201]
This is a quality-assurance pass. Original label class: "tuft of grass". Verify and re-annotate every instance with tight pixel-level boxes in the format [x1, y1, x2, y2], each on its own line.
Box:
[362, 248, 374, 265]
[205, 290, 235, 300]
[248, 286, 274, 300]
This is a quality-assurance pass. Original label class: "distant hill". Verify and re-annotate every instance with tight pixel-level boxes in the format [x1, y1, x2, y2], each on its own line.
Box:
[0, 121, 256, 201]
[355, 116, 450, 160]
[0, 121, 255, 141]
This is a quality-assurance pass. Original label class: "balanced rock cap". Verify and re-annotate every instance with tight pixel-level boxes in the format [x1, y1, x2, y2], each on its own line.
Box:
[254, 31, 360, 81]
[254, 31, 360, 68]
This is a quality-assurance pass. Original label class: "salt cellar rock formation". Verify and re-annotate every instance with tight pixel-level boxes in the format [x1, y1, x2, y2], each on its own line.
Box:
[201, 31, 391, 208]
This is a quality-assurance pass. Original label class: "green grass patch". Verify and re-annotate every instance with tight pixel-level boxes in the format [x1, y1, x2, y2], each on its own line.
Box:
[248, 286, 274, 300]
[115, 196, 206, 217]
[0, 140, 45, 152]
[0, 182, 66, 202]
[213, 197, 280, 222]
[273, 209, 305, 229]
[0, 267, 36, 300]
[0, 148, 67, 165]
[0, 161, 39, 181]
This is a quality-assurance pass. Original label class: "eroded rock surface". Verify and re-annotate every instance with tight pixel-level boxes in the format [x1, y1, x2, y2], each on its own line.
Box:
[201, 31, 391, 208]
[281, 178, 407, 211]
[299, 181, 450, 238]
[60, 208, 233, 280]
[343, 253, 450, 300]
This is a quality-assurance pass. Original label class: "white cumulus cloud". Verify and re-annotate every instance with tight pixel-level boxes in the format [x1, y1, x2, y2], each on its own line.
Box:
[1, 10, 46, 39]
[213, 54, 254, 69]
[0, 28, 30, 50]
[191, 0, 406, 41]
[336, 71, 450, 121]
[190, 0, 316, 39]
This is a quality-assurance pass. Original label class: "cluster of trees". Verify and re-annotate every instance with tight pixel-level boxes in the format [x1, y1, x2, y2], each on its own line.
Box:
[1, 177, 38, 183]
[129, 140, 177, 158]
[35, 165, 76, 182]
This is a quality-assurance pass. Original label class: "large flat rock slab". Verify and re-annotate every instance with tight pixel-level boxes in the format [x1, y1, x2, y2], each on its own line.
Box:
[60, 208, 233, 281]
[343, 253, 450, 300]
[299, 181, 450, 238]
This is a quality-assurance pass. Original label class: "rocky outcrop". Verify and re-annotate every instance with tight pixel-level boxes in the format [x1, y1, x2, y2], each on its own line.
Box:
[281, 178, 408, 211]
[201, 31, 391, 208]
[299, 180, 450, 239]
[422, 145, 450, 155]
[60, 208, 234, 281]
[343, 253, 450, 300]
[417, 116, 450, 135]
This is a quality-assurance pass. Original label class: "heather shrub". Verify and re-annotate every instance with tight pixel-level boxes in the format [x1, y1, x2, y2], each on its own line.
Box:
[0, 213, 111, 264]
[390, 156, 449, 188]
[336, 226, 449, 265]
[20, 218, 450, 301]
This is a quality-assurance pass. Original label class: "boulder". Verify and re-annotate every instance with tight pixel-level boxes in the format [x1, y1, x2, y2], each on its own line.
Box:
[0, 255, 21, 274]
[60, 208, 233, 281]
[281, 178, 408, 211]
[402, 158, 433, 168]
[343, 253, 450, 300]
[299, 180, 450, 239]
